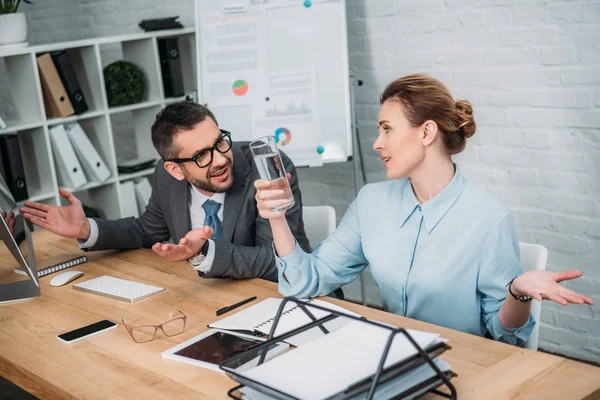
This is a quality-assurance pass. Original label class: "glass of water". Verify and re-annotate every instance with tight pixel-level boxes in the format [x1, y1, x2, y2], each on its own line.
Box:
[249, 136, 295, 212]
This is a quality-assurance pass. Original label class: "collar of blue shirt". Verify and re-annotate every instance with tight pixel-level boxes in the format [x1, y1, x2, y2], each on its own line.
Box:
[398, 165, 467, 234]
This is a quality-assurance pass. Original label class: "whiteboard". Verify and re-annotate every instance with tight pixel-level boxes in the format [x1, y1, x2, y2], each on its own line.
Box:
[195, 0, 352, 167]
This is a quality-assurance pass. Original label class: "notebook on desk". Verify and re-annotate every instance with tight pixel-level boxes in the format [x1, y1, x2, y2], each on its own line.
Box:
[209, 297, 361, 347]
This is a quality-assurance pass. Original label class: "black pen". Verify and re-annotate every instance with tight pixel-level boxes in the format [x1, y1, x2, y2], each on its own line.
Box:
[216, 296, 257, 316]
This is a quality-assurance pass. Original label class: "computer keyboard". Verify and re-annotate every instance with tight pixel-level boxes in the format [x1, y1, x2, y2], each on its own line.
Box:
[73, 275, 165, 303]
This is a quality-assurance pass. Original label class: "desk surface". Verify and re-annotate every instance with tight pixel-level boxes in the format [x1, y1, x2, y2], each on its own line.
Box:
[1, 231, 599, 400]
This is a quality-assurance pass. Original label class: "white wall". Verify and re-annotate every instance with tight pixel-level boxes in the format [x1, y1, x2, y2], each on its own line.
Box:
[11, 0, 600, 363]
[345, 0, 600, 363]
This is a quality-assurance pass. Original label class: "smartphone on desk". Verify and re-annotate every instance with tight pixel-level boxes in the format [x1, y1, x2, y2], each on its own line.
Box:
[57, 320, 118, 344]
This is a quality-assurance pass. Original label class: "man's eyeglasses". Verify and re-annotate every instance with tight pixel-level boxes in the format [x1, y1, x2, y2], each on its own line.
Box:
[166, 129, 232, 168]
[122, 310, 187, 343]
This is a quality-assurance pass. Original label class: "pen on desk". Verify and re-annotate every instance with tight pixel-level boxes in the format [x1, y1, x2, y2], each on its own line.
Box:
[216, 296, 257, 316]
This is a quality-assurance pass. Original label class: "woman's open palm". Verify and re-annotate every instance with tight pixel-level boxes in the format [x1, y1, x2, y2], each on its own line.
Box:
[512, 269, 594, 306]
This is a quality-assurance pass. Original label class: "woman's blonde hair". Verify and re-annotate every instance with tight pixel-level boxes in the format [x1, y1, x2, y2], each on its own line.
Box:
[380, 73, 476, 155]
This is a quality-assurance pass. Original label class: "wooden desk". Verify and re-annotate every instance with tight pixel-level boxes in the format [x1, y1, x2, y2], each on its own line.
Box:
[1, 231, 599, 400]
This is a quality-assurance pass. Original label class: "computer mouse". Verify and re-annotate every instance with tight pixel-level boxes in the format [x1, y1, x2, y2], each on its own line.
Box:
[50, 271, 85, 287]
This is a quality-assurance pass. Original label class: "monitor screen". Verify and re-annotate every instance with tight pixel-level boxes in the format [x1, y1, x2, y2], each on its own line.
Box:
[0, 172, 39, 303]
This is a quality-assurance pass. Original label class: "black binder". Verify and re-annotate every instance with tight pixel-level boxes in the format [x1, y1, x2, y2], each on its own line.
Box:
[50, 50, 89, 114]
[220, 297, 457, 400]
[0, 135, 29, 202]
[158, 38, 184, 98]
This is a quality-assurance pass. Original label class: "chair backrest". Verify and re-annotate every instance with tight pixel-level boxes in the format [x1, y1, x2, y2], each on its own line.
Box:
[302, 206, 336, 247]
[518, 242, 548, 351]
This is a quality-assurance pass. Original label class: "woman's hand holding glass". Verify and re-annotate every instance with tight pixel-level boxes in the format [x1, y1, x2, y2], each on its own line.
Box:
[254, 172, 297, 257]
[254, 173, 293, 220]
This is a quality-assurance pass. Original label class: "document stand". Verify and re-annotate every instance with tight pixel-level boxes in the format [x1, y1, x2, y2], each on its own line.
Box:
[220, 297, 457, 400]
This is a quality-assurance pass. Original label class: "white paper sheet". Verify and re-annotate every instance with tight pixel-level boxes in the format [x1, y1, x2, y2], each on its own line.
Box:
[238, 321, 441, 400]
[209, 297, 360, 346]
[239, 358, 451, 400]
[200, 8, 268, 107]
[253, 70, 322, 166]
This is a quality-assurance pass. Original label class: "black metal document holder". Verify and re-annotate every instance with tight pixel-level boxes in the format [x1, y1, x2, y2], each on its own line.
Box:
[220, 297, 457, 400]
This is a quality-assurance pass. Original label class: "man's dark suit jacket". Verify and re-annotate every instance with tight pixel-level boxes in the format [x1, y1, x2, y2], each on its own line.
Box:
[89, 142, 311, 282]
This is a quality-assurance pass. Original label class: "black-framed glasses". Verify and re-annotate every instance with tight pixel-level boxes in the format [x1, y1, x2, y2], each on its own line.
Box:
[166, 129, 232, 168]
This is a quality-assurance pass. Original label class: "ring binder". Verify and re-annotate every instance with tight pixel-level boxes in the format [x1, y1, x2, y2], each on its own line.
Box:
[220, 297, 458, 400]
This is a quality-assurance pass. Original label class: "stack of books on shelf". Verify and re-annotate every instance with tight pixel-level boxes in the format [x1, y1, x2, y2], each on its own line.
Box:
[48, 122, 110, 191]
[37, 50, 88, 119]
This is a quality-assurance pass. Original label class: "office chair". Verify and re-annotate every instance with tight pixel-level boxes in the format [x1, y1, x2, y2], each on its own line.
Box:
[302, 205, 336, 245]
[518, 242, 548, 351]
[302, 206, 344, 300]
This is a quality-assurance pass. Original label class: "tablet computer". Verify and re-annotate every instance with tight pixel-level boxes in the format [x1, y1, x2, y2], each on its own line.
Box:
[161, 329, 289, 373]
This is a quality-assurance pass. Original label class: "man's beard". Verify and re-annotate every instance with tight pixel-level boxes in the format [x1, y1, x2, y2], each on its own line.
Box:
[183, 160, 234, 193]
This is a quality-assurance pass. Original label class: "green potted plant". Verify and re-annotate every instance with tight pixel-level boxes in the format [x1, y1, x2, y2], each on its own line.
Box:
[0, 0, 33, 47]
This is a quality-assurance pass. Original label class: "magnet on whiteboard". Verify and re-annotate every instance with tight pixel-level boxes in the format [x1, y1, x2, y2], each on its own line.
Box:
[221, 2, 249, 13]
[304, 0, 312, 7]
[316, 145, 324, 154]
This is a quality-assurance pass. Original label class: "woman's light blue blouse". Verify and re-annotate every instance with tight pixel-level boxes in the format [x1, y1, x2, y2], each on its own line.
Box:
[275, 167, 535, 345]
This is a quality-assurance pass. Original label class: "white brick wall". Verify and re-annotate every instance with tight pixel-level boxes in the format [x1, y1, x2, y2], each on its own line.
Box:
[346, 0, 600, 363]
[12, 0, 600, 363]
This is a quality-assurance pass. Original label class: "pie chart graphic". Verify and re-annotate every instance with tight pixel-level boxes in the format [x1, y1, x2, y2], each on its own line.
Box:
[274, 127, 292, 146]
[232, 79, 248, 96]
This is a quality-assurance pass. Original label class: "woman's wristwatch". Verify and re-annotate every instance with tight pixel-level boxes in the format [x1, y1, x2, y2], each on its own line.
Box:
[507, 276, 533, 303]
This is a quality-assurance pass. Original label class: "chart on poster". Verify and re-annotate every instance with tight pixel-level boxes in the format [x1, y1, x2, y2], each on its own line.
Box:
[195, 0, 351, 167]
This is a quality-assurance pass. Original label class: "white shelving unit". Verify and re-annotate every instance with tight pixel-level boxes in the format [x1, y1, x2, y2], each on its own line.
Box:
[0, 28, 196, 219]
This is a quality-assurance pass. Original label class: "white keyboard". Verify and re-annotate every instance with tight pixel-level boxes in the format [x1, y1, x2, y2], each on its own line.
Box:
[73, 275, 164, 303]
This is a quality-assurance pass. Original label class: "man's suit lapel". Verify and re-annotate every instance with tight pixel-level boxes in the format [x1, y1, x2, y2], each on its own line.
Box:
[171, 179, 191, 242]
[222, 144, 251, 242]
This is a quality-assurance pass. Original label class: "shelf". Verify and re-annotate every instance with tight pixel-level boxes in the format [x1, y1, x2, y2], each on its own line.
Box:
[47, 110, 106, 126]
[16, 191, 57, 207]
[0, 28, 195, 221]
[60, 179, 114, 193]
[0, 27, 196, 58]
[164, 96, 188, 104]
[118, 167, 155, 182]
[108, 100, 163, 114]
[0, 121, 45, 134]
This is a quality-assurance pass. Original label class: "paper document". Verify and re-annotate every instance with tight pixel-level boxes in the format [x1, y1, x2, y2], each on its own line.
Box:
[209, 297, 360, 346]
[200, 8, 267, 107]
[239, 358, 451, 400]
[235, 320, 440, 400]
[349, 358, 451, 400]
[253, 70, 322, 166]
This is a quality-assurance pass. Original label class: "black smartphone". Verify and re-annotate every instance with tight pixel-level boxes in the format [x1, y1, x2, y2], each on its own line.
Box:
[57, 320, 118, 344]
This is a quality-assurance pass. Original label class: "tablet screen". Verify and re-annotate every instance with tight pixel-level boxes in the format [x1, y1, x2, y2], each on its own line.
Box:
[174, 331, 262, 365]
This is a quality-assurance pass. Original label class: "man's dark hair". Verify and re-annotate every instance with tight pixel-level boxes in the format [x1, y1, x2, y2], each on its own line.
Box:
[151, 101, 218, 160]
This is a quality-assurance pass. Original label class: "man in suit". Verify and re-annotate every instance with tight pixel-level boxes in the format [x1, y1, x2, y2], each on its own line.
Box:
[20, 101, 310, 281]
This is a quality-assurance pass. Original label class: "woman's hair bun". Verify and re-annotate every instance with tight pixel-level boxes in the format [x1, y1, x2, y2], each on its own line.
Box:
[455, 100, 476, 139]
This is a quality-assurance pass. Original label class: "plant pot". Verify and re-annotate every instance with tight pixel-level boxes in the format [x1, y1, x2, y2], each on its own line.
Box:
[0, 13, 27, 46]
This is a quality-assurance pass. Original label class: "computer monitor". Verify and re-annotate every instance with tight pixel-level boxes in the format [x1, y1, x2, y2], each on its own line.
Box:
[0, 173, 39, 305]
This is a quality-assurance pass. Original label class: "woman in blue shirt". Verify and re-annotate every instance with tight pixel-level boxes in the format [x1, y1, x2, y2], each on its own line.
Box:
[254, 73, 593, 345]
